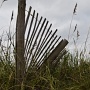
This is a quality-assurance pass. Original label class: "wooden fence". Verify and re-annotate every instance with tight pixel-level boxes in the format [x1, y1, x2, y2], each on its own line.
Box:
[24, 6, 68, 70]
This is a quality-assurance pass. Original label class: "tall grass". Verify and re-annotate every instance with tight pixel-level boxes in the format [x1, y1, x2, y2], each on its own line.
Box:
[0, 38, 90, 90]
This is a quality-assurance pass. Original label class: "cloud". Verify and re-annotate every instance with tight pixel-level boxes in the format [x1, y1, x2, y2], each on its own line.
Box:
[0, 0, 90, 52]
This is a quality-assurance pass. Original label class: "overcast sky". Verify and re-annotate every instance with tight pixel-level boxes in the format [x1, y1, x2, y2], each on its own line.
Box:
[0, 0, 90, 54]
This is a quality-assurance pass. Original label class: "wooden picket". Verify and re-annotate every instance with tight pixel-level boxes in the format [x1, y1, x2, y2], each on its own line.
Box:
[24, 6, 69, 70]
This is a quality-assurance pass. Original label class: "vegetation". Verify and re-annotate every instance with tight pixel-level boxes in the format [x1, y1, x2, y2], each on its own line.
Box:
[0, 44, 90, 90]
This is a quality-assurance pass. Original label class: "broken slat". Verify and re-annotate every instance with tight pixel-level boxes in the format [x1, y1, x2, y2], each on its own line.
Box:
[53, 49, 67, 68]
[39, 39, 68, 69]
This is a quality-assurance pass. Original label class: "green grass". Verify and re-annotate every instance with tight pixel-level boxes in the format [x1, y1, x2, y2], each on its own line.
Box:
[0, 50, 90, 90]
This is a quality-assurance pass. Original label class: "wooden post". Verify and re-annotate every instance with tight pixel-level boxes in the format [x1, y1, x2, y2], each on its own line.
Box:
[16, 0, 26, 89]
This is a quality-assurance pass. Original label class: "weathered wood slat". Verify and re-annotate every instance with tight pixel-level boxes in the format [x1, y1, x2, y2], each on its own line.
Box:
[25, 13, 38, 63]
[37, 30, 52, 53]
[37, 36, 61, 66]
[39, 39, 68, 69]
[26, 16, 43, 60]
[25, 6, 32, 32]
[34, 29, 57, 65]
[38, 24, 52, 50]
[33, 30, 57, 60]
[30, 18, 46, 52]
[53, 49, 67, 67]
[32, 21, 49, 60]
[25, 10, 35, 51]
[30, 30, 53, 67]
[27, 17, 46, 65]
[49, 36, 61, 52]
[33, 24, 52, 58]
[36, 35, 58, 66]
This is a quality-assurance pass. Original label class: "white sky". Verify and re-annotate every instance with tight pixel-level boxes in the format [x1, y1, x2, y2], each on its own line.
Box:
[0, 0, 90, 54]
